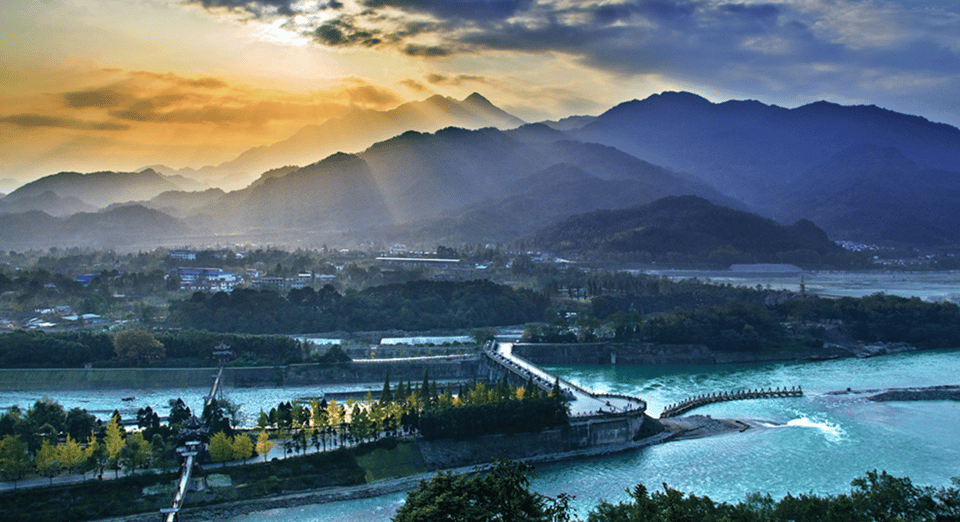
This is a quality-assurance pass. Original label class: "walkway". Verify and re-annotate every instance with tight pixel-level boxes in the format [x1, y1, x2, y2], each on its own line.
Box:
[488, 342, 646, 418]
[163, 363, 227, 521]
[660, 386, 803, 418]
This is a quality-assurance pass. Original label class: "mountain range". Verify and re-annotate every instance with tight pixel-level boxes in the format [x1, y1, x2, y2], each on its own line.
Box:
[2, 91, 960, 251]
[151, 93, 525, 190]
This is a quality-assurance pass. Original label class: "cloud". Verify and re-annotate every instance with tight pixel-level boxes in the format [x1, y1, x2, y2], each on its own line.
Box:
[425, 73, 491, 86]
[63, 87, 137, 109]
[0, 114, 129, 131]
[403, 44, 450, 56]
[313, 20, 382, 46]
[3, 70, 405, 140]
[361, 0, 536, 22]
[399, 78, 430, 92]
[185, 0, 297, 17]
[182, 1, 960, 120]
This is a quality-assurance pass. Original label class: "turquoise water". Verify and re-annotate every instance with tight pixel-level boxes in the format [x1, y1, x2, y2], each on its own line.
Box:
[230, 349, 960, 521]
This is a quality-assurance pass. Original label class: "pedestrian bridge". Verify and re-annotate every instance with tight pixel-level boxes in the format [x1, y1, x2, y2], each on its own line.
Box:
[482, 342, 646, 418]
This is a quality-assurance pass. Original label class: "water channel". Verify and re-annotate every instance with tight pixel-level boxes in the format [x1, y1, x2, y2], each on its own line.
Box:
[224, 349, 960, 521]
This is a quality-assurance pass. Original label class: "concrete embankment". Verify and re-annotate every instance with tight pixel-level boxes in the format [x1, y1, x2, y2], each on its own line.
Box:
[0, 356, 481, 390]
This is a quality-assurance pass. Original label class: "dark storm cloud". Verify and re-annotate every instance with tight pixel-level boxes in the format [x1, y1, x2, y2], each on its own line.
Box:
[313, 20, 382, 46]
[0, 114, 130, 131]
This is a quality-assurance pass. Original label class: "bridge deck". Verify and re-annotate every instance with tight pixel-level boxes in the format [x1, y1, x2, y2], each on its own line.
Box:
[491, 343, 645, 418]
[661, 387, 803, 418]
[163, 366, 225, 521]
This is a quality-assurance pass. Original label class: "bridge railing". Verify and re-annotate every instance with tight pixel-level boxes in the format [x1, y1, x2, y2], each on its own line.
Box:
[661, 386, 803, 418]
[485, 342, 647, 417]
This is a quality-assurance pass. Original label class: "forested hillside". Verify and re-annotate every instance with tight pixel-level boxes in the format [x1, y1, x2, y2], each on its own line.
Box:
[167, 280, 548, 334]
[534, 195, 858, 268]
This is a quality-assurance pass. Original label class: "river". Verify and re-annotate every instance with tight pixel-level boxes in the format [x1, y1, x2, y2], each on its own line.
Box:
[227, 349, 960, 521]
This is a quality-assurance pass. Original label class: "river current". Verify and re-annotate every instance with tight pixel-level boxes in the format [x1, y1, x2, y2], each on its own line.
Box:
[222, 350, 960, 521]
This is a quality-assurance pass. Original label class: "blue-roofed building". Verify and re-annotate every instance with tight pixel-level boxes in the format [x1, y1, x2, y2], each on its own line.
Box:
[169, 267, 239, 291]
[77, 274, 99, 286]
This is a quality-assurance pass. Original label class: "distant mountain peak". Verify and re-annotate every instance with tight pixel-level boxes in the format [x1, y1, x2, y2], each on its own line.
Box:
[463, 92, 491, 105]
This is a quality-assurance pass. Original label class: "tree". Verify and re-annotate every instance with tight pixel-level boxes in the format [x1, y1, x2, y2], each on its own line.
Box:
[392, 460, 573, 522]
[255, 430, 274, 462]
[851, 470, 936, 522]
[232, 432, 254, 461]
[0, 435, 32, 487]
[83, 434, 108, 479]
[35, 439, 62, 485]
[202, 398, 234, 436]
[380, 373, 393, 405]
[168, 398, 191, 428]
[208, 431, 233, 466]
[104, 414, 125, 477]
[152, 433, 173, 472]
[119, 432, 152, 474]
[27, 398, 66, 435]
[65, 408, 98, 442]
[256, 409, 271, 430]
[113, 329, 165, 366]
[57, 434, 85, 476]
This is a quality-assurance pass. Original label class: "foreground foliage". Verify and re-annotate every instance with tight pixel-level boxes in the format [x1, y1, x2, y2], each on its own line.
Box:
[396, 465, 960, 522]
[394, 460, 573, 522]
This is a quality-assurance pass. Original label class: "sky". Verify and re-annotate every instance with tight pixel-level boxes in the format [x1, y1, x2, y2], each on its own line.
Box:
[1, 0, 959, 184]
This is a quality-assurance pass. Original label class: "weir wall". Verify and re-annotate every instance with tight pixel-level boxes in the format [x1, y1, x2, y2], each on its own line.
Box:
[0, 356, 481, 390]
[418, 413, 660, 470]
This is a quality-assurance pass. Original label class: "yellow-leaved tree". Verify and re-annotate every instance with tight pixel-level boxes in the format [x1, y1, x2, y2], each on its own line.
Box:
[232, 433, 254, 461]
[57, 434, 85, 476]
[255, 430, 274, 462]
[105, 414, 125, 477]
[35, 439, 61, 485]
[208, 431, 233, 466]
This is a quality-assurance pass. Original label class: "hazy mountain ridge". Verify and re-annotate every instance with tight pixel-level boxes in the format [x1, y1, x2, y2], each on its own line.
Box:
[534, 195, 843, 265]
[778, 145, 960, 244]
[0, 204, 188, 249]
[181, 124, 731, 245]
[177, 93, 526, 190]
[1, 169, 194, 209]
[0, 190, 97, 217]
[5, 91, 960, 250]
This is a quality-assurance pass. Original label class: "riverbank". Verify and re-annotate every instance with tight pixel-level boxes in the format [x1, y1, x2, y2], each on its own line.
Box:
[96, 416, 727, 522]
